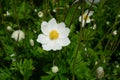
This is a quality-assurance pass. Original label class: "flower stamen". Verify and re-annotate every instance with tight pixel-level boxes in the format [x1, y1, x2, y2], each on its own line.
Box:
[49, 30, 59, 40]
[83, 14, 89, 21]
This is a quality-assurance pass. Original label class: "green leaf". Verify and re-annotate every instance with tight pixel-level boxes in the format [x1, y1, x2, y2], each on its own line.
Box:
[41, 76, 54, 80]
[59, 75, 67, 80]
[16, 59, 33, 80]
[54, 76, 59, 80]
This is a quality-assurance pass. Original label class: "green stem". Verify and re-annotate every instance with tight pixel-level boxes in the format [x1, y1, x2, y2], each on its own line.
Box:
[94, 17, 120, 50]
[72, 0, 95, 80]
[72, 0, 84, 80]
[68, 1, 80, 28]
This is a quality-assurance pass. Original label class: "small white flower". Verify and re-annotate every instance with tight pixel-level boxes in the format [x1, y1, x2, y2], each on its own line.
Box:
[7, 26, 12, 31]
[113, 30, 117, 36]
[79, 10, 94, 27]
[106, 21, 110, 25]
[95, 61, 98, 65]
[34, 9, 37, 12]
[37, 18, 70, 51]
[84, 47, 87, 51]
[51, 66, 59, 73]
[78, 6, 81, 10]
[118, 14, 120, 17]
[96, 66, 104, 79]
[3, 14, 7, 17]
[6, 11, 10, 16]
[116, 65, 119, 68]
[53, 9, 56, 12]
[38, 11, 43, 18]
[10, 54, 15, 57]
[30, 39, 34, 46]
[11, 30, 25, 41]
[92, 24, 96, 29]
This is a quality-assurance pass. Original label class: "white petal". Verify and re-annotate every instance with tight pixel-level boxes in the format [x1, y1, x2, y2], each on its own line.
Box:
[11, 30, 25, 41]
[48, 18, 58, 30]
[57, 38, 70, 46]
[42, 44, 51, 51]
[59, 28, 70, 38]
[42, 40, 62, 51]
[86, 18, 91, 23]
[37, 34, 49, 44]
[41, 21, 49, 35]
[84, 10, 89, 15]
[82, 20, 85, 27]
[57, 22, 66, 32]
[52, 42, 62, 51]
[84, 10, 94, 17]
[88, 11, 94, 16]
[79, 16, 82, 22]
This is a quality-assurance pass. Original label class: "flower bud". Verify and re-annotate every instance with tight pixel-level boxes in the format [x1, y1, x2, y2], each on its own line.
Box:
[96, 66, 104, 79]
[51, 66, 59, 73]
[11, 30, 25, 41]
[30, 39, 34, 46]
[7, 26, 12, 31]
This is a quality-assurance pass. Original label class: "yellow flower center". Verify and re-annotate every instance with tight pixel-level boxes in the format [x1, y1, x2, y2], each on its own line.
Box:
[49, 30, 59, 40]
[83, 14, 89, 20]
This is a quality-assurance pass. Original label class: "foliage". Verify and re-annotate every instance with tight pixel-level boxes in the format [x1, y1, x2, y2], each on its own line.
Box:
[0, 0, 120, 80]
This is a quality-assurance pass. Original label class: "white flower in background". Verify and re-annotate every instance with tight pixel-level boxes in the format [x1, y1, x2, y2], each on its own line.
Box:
[84, 47, 87, 51]
[118, 14, 120, 17]
[53, 8, 56, 12]
[38, 11, 43, 18]
[92, 24, 96, 29]
[3, 11, 10, 16]
[7, 26, 12, 31]
[11, 30, 25, 41]
[112, 30, 117, 36]
[106, 21, 110, 25]
[96, 66, 104, 79]
[34, 9, 37, 12]
[51, 66, 59, 73]
[78, 6, 81, 10]
[79, 10, 94, 27]
[6, 11, 10, 16]
[85, 0, 100, 6]
[10, 54, 15, 57]
[116, 65, 119, 68]
[37, 18, 70, 51]
[30, 39, 34, 46]
[95, 61, 98, 65]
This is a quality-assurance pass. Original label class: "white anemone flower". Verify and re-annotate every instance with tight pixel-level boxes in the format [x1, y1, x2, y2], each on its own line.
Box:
[51, 66, 59, 73]
[85, 0, 100, 6]
[37, 18, 70, 51]
[79, 10, 94, 27]
[38, 11, 43, 18]
[11, 30, 25, 41]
